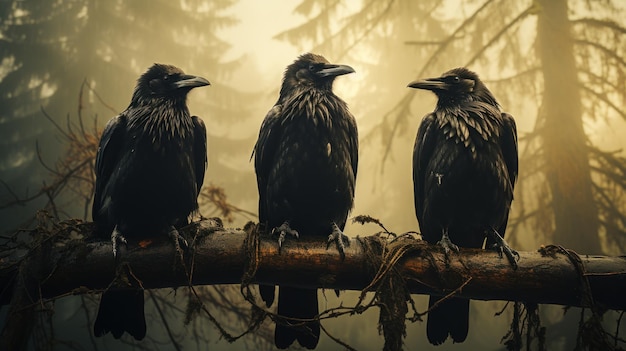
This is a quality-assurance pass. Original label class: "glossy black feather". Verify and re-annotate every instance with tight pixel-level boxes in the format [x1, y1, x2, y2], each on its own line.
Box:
[253, 53, 358, 349]
[92, 63, 208, 340]
[410, 67, 518, 344]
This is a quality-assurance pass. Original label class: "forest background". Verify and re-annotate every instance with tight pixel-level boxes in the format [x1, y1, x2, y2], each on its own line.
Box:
[1, 0, 625, 350]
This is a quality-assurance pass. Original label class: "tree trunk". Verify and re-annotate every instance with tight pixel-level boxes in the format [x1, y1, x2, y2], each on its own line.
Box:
[536, 0, 601, 253]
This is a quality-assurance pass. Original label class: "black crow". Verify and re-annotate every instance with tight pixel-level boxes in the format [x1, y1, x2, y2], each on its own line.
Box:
[92, 63, 209, 340]
[253, 53, 358, 349]
[409, 67, 518, 345]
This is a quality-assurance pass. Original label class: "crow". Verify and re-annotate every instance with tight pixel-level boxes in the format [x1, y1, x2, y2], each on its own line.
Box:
[409, 67, 518, 345]
[92, 63, 209, 340]
[253, 53, 358, 349]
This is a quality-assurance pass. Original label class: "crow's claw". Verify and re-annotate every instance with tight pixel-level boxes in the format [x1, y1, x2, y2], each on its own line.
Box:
[488, 228, 519, 270]
[167, 226, 188, 263]
[437, 230, 459, 255]
[327, 222, 350, 259]
[271, 221, 299, 252]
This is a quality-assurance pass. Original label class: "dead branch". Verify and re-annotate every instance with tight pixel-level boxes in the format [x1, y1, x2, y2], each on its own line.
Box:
[0, 218, 624, 311]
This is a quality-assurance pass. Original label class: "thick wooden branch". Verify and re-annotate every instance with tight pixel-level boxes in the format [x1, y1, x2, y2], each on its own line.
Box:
[1, 218, 625, 311]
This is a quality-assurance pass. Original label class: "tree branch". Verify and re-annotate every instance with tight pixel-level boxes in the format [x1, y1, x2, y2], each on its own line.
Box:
[574, 39, 626, 69]
[1, 218, 625, 311]
[580, 84, 626, 121]
[464, 5, 535, 67]
[571, 17, 626, 35]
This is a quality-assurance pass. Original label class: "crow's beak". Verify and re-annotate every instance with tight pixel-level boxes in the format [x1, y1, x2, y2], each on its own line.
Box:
[175, 75, 211, 89]
[317, 64, 355, 78]
[407, 78, 447, 91]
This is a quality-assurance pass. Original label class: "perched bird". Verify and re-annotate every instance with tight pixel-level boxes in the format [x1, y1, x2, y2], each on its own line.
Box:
[253, 53, 358, 349]
[409, 67, 518, 345]
[92, 63, 209, 340]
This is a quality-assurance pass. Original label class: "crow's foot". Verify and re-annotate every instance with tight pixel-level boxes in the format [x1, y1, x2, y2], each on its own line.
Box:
[167, 226, 188, 263]
[488, 228, 519, 269]
[271, 221, 299, 252]
[437, 230, 459, 255]
[327, 222, 350, 259]
[111, 226, 127, 258]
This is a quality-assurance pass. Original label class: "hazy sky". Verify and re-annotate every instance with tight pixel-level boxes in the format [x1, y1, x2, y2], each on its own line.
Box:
[221, 1, 302, 79]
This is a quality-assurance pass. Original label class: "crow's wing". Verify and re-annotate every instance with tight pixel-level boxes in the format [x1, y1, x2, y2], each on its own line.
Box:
[412, 113, 437, 228]
[500, 113, 518, 193]
[494, 112, 518, 238]
[252, 104, 283, 224]
[346, 110, 359, 185]
[92, 114, 127, 224]
[192, 116, 207, 196]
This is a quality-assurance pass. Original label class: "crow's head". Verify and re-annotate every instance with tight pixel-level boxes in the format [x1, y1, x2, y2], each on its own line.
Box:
[132, 64, 210, 105]
[408, 67, 497, 107]
[280, 53, 355, 95]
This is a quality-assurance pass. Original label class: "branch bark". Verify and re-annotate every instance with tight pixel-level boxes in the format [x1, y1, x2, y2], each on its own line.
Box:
[1, 218, 625, 310]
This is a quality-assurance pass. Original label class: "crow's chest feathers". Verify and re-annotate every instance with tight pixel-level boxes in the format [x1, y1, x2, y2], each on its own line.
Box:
[280, 92, 352, 166]
[282, 90, 339, 130]
[435, 106, 501, 157]
[129, 107, 194, 153]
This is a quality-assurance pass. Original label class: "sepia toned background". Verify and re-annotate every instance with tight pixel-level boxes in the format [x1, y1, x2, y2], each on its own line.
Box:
[1, 0, 625, 349]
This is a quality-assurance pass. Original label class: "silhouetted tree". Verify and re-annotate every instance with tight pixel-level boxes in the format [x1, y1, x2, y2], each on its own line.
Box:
[0, 0, 259, 229]
[0, 1, 268, 349]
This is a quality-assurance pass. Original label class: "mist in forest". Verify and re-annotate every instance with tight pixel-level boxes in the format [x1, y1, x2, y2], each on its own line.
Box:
[1, 0, 625, 350]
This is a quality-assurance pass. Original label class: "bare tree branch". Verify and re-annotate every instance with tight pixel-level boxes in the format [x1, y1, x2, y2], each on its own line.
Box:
[416, 0, 496, 77]
[574, 39, 626, 69]
[464, 5, 535, 67]
[580, 84, 626, 121]
[1, 219, 625, 311]
[571, 17, 626, 35]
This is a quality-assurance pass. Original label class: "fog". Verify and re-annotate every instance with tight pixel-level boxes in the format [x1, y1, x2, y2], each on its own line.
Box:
[1, 0, 625, 349]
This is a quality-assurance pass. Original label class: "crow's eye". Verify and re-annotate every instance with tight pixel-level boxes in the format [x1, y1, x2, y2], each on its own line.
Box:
[308, 63, 316, 72]
[163, 75, 170, 81]
[444, 76, 461, 84]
